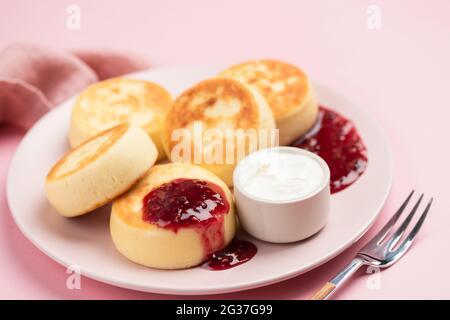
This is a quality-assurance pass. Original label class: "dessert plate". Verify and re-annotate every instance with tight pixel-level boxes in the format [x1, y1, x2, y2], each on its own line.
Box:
[6, 65, 393, 295]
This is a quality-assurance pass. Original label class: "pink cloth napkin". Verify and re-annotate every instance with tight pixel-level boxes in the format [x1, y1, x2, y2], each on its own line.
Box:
[0, 44, 150, 129]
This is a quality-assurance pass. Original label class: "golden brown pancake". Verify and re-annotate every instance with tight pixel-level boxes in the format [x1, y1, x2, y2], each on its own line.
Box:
[46, 123, 158, 217]
[110, 163, 236, 269]
[220, 60, 318, 145]
[69, 78, 172, 160]
[161, 77, 276, 186]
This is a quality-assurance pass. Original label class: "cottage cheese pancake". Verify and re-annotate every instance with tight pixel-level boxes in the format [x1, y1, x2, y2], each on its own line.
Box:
[110, 163, 236, 269]
[220, 60, 318, 145]
[162, 77, 276, 186]
[69, 78, 172, 160]
[46, 123, 158, 217]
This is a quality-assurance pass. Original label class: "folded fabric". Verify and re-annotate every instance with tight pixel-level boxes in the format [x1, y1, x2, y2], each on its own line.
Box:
[0, 44, 150, 129]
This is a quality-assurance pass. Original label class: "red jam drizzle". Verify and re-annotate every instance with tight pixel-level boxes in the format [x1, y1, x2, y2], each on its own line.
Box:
[142, 178, 229, 230]
[142, 178, 230, 259]
[202, 239, 257, 271]
[142, 179, 257, 270]
[292, 106, 368, 194]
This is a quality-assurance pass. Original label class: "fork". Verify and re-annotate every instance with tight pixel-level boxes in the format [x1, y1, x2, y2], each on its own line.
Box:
[310, 190, 433, 300]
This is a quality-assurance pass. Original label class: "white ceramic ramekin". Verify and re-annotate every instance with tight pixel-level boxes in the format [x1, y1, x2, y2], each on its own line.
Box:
[233, 147, 330, 243]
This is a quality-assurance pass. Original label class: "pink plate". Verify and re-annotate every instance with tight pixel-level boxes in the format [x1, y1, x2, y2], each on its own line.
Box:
[6, 65, 393, 295]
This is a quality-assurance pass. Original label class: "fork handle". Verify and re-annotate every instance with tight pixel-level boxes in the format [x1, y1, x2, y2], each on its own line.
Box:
[310, 258, 365, 300]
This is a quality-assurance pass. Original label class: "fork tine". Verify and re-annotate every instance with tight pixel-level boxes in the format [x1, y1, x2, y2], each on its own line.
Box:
[386, 194, 424, 251]
[365, 190, 415, 246]
[391, 197, 433, 257]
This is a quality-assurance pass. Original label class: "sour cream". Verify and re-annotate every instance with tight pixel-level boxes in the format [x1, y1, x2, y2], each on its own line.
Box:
[237, 147, 327, 201]
[233, 147, 331, 243]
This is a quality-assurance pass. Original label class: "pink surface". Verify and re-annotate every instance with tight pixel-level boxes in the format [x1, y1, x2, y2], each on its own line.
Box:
[0, 0, 449, 299]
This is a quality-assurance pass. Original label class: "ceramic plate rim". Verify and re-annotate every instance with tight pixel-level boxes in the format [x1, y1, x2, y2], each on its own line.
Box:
[6, 65, 393, 295]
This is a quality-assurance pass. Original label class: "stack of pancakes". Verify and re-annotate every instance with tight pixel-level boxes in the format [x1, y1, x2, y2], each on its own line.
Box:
[45, 60, 319, 269]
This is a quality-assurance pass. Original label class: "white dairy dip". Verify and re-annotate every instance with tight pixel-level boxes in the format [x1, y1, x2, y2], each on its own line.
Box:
[238, 148, 326, 201]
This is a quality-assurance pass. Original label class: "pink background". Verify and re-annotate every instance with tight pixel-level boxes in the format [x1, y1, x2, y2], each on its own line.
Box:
[1, 0, 449, 299]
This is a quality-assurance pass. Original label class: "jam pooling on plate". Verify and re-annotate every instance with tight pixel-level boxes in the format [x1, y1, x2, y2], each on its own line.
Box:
[292, 106, 368, 194]
[142, 178, 227, 264]
[142, 178, 229, 231]
[203, 239, 257, 271]
[142, 178, 257, 270]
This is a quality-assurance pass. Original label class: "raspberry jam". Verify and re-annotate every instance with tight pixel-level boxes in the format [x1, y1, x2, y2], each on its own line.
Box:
[142, 178, 230, 261]
[142, 178, 257, 270]
[292, 106, 368, 194]
[203, 239, 257, 271]
[142, 178, 230, 230]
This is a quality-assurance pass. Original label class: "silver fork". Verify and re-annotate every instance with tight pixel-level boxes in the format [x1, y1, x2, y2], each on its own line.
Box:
[310, 190, 433, 300]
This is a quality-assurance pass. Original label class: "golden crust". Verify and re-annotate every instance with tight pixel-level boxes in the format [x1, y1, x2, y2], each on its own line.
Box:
[112, 163, 233, 230]
[47, 123, 129, 180]
[70, 78, 172, 148]
[219, 59, 310, 120]
[162, 77, 262, 155]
